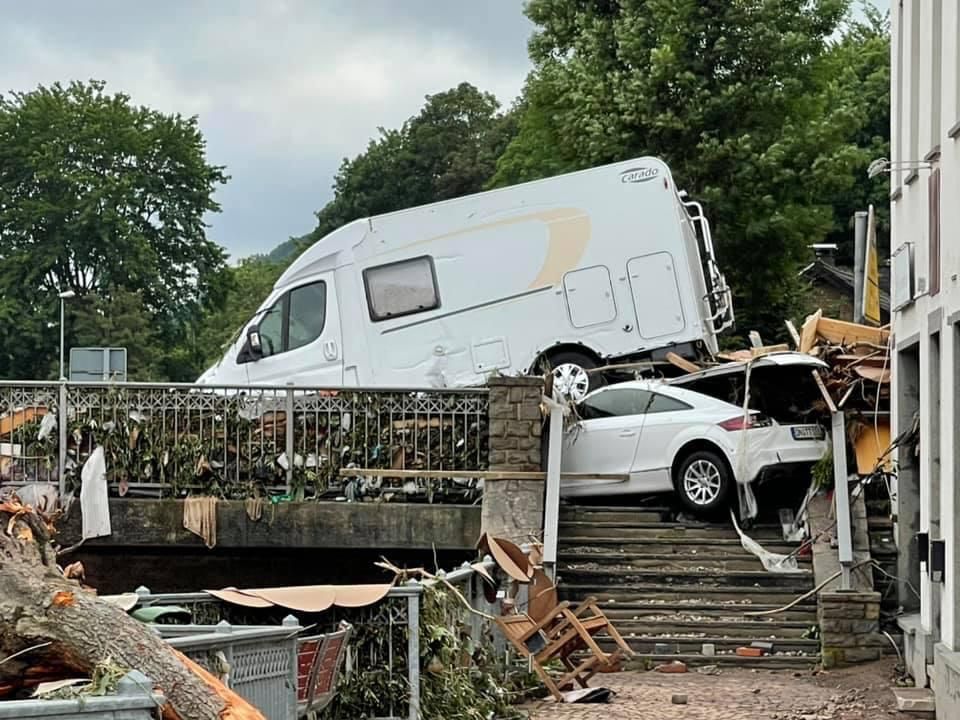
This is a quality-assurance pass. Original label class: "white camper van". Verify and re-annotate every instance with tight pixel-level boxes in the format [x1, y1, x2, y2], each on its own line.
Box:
[199, 157, 733, 399]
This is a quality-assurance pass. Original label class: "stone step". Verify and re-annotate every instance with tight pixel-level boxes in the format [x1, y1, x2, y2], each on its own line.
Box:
[589, 601, 818, 623]
[615, 634, 820, 655]
[559, 583, 817, 605]
[559, 521, 787, 541]
[605, 617, 816, 638]
[558, 550, 810, 572]
[618, 651, 821, 670]
[558, 508, 668, 524]
[558, 566, 814, 590]
[559, 535, 804, 555]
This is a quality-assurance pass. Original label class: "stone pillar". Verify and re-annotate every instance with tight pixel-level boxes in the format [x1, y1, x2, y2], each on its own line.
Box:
[481, 376, 545, 545]
[819, 590, 885, 668]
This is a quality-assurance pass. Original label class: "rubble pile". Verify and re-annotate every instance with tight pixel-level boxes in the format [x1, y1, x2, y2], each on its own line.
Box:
[795, 310, 892, 474]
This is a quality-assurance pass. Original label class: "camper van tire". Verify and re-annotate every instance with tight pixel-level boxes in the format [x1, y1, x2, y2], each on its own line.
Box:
[545, 350, 604, 403]
[674, 449, 732, 514]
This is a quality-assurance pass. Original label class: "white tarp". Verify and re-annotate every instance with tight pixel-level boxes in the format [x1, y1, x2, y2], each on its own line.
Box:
[80, 447, 111, 539]
[730, 510, 802, 574]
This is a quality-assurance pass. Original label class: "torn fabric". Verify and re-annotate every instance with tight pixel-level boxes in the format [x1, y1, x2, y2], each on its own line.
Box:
[730, 510, 801, 574]
[80, 447, 111, 540]
[206, 584, 392, 612]
[183, 496, 218, 549]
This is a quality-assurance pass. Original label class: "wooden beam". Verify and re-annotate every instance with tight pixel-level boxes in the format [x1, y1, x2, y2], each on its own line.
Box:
[799, 309, 822, 354]
[665, 352, 701, 374]
[812, 369, 838, 413]
[785, 320, 801, 349]
[814, 316, 891, 348]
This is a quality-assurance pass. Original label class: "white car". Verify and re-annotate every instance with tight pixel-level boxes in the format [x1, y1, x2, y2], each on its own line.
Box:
[560, 370, 828, 513]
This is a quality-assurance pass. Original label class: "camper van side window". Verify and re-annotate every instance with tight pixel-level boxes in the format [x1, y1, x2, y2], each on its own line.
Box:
[363, 256, 440, 321]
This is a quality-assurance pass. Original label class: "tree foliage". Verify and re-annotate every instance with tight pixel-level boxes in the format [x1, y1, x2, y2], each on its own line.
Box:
[0, 80, 228, 379]
[493, 0, 888, 340]
[302, 82, 517, 248]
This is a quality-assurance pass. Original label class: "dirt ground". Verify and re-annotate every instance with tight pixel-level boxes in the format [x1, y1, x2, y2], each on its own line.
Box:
[525, 659, 917, 719]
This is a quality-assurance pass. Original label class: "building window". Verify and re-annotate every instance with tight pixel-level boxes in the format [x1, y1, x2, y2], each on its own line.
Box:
[908, 0, 921, 181]
[364, 256, 440, 321]
[930, 0, 942, 149]
[238, 281, 327, 363]
[929, 168, 941, 296]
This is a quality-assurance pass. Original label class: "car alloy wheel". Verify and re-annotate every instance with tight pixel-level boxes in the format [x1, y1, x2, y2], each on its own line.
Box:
[552, 363, 591, 403]
[682, 458, 723, 506]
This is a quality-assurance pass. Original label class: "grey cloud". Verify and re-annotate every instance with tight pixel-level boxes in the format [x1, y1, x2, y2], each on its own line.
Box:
[1, 1, 534, 258]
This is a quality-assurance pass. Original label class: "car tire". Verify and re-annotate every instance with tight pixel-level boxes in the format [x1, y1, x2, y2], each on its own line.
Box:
[545, 350, 604, 403]
[674, 450, 732, 515]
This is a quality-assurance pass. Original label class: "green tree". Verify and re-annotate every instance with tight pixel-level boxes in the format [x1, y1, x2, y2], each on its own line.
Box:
[301, 82, 517, 249]
[493, 0, 885, 340]
[0, 80, 228, 379]
[191, 255, 286, 372]
[820, 5, 891, 263]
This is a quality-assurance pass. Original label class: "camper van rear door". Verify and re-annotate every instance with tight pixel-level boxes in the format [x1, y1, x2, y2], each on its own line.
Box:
[626, 253, 686, 339]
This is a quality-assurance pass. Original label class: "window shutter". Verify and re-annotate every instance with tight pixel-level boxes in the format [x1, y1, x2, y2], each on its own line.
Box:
[929, 168, 941, 296]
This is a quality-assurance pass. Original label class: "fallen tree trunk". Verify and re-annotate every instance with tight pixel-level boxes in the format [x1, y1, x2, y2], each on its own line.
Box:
[0, 501, 263, 719]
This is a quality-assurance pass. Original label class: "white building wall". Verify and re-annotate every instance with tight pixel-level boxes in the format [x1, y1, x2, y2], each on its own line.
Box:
[892, 2, 960, 708]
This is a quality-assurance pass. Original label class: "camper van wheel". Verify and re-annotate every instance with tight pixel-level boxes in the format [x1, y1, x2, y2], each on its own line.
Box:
[546, 351, 601, 403]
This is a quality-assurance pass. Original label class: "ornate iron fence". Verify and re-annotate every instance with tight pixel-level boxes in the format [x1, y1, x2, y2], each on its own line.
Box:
[0, 382, 489, 503]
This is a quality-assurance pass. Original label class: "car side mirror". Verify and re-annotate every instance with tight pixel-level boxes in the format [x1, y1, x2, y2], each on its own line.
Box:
[246, 326, 263, 359]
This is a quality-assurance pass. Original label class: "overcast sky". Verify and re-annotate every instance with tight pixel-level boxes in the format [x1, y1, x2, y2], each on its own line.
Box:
[1, 1, 534, 260]
[2, 1, 885, 261]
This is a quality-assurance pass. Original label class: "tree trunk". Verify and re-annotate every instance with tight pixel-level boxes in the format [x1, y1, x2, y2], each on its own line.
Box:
[0, 502, 256, 720]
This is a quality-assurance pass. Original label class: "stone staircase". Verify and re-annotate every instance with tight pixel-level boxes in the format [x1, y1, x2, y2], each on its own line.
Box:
[556, 504, 821, 669]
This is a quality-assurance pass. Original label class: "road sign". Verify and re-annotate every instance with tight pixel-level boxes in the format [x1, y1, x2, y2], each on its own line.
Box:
[69, 347, 127, 382]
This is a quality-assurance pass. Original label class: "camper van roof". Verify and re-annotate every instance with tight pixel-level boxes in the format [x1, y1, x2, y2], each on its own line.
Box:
[277, 156, 677, 290]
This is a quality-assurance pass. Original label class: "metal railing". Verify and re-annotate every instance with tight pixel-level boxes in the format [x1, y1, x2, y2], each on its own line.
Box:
[0, 670, 164, 719]
[132, 558, 497, 720]
[157, 619, 300, 720]
[0, 381, 489, 502]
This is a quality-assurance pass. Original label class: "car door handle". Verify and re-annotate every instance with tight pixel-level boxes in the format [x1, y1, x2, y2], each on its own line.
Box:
[323, 340, 339, 361]
[619, 430, 637, 438]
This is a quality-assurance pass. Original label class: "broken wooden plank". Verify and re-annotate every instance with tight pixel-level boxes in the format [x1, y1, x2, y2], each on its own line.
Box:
[853, 366, 891, 384]
[785, 320, 801, 349]
[811, 369, 838, 413]
[750, 343, 790, 358]
[814, 316, 891, 348]
[799, 309, 822, 354]
[717, 349, 754, 362]
[665, 352, 701, 374]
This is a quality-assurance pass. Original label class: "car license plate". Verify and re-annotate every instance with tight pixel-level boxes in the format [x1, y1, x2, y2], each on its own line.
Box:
[791, 425, 825, 441]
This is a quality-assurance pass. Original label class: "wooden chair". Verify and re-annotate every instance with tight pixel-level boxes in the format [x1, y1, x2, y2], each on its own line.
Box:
[526, 568, 634, 664]
[496, 609, 614, 701]
[297, 621, 352, 717]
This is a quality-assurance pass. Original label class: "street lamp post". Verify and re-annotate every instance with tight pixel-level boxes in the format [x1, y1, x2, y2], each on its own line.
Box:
[58, 290, 75, 381]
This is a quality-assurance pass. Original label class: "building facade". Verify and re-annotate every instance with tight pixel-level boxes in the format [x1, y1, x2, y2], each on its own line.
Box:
[890, 1, 960, 714]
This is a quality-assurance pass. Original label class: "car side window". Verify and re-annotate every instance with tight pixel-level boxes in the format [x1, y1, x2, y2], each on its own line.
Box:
[646, 393, 693, 413]
[579, 389, 653, 419]
[257, 298, 285, 358]
[237, 280, 326, 364]
[288, 282, 327, 351]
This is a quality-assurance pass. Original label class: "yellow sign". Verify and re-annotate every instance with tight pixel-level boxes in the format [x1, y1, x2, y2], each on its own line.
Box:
[863, 204, 881, 326]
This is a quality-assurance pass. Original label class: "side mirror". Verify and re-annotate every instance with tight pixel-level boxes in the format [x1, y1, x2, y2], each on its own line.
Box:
[246, 326, 263, 359]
